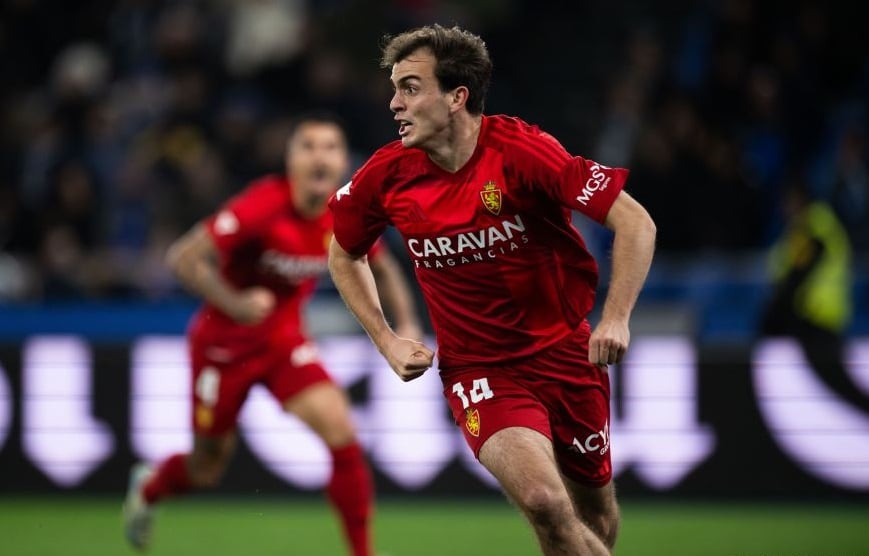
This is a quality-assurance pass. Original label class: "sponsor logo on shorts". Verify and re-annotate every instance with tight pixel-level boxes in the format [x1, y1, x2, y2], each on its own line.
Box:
[569, 419, 609, 456]
[465, 408, 481, 437]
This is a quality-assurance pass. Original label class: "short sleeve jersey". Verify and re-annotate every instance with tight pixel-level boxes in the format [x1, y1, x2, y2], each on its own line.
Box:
[329, 115, 628, 368]
[192, 175, 381, 347]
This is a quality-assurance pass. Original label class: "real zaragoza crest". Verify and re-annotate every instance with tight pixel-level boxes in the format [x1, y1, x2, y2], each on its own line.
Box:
[480, 181, 502, 215]
[465, 408, 480, 437]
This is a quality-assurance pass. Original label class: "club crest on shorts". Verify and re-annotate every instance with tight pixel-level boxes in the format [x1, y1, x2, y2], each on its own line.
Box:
[195, 404, 214, 430]
[480, 181, 502, 215]
[465, 408, 481, 437]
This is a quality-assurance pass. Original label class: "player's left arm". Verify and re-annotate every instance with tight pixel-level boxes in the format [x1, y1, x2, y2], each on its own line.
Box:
[369, 246, 425, 341]
[590, 191, 657, 367]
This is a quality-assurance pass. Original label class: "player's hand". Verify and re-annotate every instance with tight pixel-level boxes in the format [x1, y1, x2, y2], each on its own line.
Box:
[588, 318, 630, 369]
[384, 335, 435, 382]
[228, 287, 276, 325]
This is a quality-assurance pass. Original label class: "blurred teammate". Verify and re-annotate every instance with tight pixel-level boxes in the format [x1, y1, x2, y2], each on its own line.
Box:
[123, 111, 422, 555]
[328, 25, 656, 556]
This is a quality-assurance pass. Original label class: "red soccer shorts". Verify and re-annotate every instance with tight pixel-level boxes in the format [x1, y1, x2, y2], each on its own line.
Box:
[440, 322, 612, 487]
[188, 333, 331, 436]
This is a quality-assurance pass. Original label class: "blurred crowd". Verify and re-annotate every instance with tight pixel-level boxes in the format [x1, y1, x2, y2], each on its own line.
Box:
[0, 0, 866, 301]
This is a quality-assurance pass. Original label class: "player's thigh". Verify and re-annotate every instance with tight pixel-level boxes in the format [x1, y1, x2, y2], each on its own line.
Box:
[282, 380, 356, 447]
[265, 340, 353, 445]
[189, 346, 260, 436]
[549, 380, 612, 487]
[442, 367, 551, 458]
[479, 426, 572, 512]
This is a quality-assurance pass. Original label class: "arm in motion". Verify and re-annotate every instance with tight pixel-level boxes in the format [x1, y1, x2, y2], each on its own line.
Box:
[589, 191, 657, 366]
[165, 224, 274, 325]
[329, 237, 434, 381]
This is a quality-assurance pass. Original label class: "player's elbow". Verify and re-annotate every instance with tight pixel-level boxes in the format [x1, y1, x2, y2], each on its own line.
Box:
[327, 237, 354, 272]
[639, 208, 656, 241]
[164, 239, 187, 278]
[623, 198, 656, 241]
[614, 205, 656, 245]
[605, 192, 656, 240]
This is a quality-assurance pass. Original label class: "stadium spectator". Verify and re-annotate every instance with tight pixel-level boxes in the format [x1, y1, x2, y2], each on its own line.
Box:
[328, 25, 656, 555]
[759, 176, 867, 413]
[122, 112, 423, 555]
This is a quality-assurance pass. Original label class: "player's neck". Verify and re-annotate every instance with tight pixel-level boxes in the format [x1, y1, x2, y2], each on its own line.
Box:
[427, 114, 482, 173]
[292, 191, 327, 219]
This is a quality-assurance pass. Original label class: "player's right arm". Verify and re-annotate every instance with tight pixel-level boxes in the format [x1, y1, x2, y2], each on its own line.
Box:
[165, 223, 274, 325]
[328, 236, 433, 382]
[328, 147, 435, 381]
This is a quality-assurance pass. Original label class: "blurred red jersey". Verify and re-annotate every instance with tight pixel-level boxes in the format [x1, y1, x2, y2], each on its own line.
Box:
[330, 115, 628, 368]
[191, 175, 378, 350]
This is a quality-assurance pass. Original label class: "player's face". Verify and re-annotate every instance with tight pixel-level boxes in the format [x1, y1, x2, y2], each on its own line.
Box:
[389, 48, 453, 150]
[286, 121, 349, 209]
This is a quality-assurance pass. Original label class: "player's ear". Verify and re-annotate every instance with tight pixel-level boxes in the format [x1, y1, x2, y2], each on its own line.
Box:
[448, 86, 469, 113]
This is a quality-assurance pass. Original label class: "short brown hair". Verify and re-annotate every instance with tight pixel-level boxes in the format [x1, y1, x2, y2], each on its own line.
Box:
[380, 24, 492, 115]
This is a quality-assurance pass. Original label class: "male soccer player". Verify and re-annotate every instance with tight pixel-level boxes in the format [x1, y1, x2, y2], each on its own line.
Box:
[123, 111, 422, 556]
[328, 25, 656, 555]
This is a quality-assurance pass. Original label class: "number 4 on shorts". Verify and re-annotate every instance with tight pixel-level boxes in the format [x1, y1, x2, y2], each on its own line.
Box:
[451, 378, 494, 409]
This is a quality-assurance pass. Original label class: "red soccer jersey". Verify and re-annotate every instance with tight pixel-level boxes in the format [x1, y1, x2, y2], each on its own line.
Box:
[190, 175, 379, 349]
[329, 115, 628, 368]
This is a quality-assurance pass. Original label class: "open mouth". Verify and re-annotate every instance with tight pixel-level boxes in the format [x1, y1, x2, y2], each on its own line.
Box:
[398, 120, 412, 137]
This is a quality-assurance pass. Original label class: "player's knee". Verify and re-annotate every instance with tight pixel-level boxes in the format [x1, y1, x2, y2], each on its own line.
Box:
[515, 485, 573, 529]
[188, 457, 229, 488]
[319, 417, 358, 448]
[188, 445, 233, 488]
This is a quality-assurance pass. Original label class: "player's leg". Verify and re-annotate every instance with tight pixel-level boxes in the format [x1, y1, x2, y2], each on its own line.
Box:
[283, 381, 357, 446]
[273, 346, 373, 556]
[135, 432, 237, 504]
[124, 432, 238, 550]
[563, 477, 620, 549]
[443, 372, 609, 554]
[542, 322, 618, 549]
[124, 342, 252, 550]
[479, 427, 611, 556]
[141, 360, 248, 500]
[548, 381, 617, 551]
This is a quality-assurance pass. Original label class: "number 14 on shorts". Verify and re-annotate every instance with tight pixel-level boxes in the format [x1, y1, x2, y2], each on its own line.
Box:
[452, 378, 495, 408]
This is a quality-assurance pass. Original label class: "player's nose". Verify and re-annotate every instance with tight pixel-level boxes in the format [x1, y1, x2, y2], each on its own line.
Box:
[389, 92, 404, 113]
